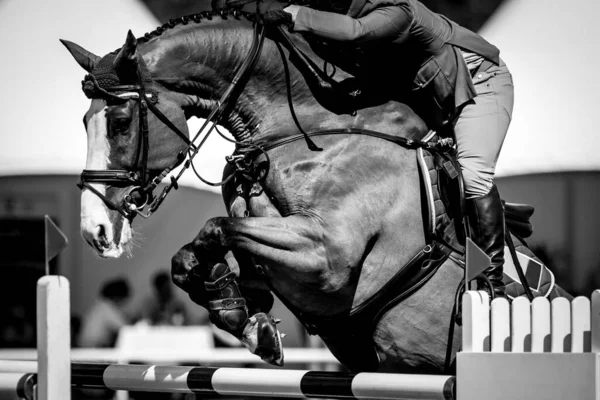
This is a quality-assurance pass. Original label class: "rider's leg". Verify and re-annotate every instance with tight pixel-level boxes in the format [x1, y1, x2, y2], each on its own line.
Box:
[453, 58, 514, 297]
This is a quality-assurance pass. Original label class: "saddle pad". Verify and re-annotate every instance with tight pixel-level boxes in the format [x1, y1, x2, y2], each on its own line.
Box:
[416, 139, 459, 246]
[415, 136, 558, 299]
[503, 240, 557, 299]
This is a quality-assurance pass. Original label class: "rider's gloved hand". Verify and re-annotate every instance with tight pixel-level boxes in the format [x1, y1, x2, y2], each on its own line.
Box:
[262, 9, 294, 26]
[212, 0, 228, 12]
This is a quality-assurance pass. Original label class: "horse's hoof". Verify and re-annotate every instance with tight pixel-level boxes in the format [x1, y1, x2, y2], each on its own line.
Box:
[241, 312, 284, 367]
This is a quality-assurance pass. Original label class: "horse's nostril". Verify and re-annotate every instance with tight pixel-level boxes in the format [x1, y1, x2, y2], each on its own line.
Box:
[92, 224, 110, 251]
[92, 239, 104, 252]
[96, 224, 106, 240]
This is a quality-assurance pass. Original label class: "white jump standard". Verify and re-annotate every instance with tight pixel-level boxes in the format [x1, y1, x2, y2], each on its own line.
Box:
[458, 290, 600, 400]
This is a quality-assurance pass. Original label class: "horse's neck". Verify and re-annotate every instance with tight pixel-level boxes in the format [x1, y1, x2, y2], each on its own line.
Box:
[141, 19, 426, 144]
[141, 22, 254, 86]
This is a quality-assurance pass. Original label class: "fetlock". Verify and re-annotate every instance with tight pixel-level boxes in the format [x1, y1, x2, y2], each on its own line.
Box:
[467, 184, 507, 298]
[205, 263, 248, 335]
[240, 312, 284, 366]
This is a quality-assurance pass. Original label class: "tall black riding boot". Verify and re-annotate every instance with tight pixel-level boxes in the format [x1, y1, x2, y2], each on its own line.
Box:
[466, 184, 506, 298]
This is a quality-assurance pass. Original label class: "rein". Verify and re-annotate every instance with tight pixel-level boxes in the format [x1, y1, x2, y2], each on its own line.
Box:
[260, 128, 452, 152]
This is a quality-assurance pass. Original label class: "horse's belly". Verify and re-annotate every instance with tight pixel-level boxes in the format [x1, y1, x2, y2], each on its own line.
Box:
[267, 268, 354, 317]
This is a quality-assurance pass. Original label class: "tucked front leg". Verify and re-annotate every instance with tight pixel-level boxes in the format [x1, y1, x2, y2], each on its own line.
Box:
[172, 242, 284, 365]
[172, 190, 314, 367]
[185, 211, 360, 317]
[192, 215, 328, 280]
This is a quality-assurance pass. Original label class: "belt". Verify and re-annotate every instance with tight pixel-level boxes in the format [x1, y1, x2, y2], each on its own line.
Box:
[470, 59, 495, 78]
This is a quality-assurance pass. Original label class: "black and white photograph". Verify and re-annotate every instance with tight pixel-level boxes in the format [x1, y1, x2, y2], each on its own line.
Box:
[0, 0, 599, 398]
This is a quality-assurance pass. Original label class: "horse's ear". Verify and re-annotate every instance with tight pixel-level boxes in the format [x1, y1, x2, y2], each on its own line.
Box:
[60, 39, 100, 73]
[113, 30, 139, 82]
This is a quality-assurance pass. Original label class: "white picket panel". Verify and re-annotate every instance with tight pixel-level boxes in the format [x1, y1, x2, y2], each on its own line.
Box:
[571, 296, 591, 352]
[459, 291, 600, 400]
[550, 297, 571, 353]
[510, 297, 531, 352]
[463, 291, 599, 354]
[490, 298, 510, 352]
[461, 291, 490, 352]
[592, 290, 600, 353]
[530, 297, 551, 353]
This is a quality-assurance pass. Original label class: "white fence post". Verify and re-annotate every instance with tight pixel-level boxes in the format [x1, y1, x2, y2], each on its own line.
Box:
[37, 276, 70, 400]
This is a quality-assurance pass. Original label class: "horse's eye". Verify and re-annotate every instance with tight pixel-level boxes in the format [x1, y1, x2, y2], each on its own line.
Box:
[110, 118, 131, 136]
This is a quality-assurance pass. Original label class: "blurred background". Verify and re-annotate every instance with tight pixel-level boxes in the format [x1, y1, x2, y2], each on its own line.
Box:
[0, 0, 599, 397]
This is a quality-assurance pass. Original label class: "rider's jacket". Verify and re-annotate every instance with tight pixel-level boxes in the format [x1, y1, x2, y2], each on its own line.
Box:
[293, 0, 500, 127]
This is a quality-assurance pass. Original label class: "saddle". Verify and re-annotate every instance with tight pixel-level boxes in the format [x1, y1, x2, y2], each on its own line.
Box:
[416, 135, 557, 299]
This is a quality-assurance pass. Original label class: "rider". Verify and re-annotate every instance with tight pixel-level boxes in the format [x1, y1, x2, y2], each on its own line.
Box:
[261, 0, 513, 297]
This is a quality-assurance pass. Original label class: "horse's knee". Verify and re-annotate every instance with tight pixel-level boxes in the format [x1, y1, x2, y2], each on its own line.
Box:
[193, 217, 228, 253]
[172, 246, 211, 307]
[171, 243, 201, 293]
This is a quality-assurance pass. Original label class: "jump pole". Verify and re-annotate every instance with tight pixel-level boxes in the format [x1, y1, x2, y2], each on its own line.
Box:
[1, 362, 455, 400]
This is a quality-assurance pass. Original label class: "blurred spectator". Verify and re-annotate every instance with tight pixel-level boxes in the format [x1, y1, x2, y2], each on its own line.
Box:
[138, 270, 189, 326]
[0, 303, 34, 347]
[77, 277, 132, 348]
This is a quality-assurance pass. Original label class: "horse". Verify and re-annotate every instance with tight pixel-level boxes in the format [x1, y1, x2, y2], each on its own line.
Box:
[62, 9, 569, 374]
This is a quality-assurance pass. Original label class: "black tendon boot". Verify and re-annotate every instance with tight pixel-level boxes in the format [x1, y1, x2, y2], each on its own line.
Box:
[466, 185, 507, 298]
[205, 263, 284, 366]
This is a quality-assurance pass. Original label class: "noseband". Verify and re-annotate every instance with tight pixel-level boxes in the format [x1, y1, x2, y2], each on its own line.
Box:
[78, 15, 266, 220]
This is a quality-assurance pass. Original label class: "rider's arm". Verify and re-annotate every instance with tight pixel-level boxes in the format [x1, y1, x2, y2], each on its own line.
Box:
[289, 4, 412, 43]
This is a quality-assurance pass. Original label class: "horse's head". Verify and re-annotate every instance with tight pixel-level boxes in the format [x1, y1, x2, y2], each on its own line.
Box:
[62, 31, 191, 258]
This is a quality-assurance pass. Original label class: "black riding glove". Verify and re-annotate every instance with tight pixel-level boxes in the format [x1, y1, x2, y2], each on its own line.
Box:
[212, 0, 228, 12]
[262, 10, 293, 26]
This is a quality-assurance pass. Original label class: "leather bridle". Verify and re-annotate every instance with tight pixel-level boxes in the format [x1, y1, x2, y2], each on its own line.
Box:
[78, 14, 266, 220]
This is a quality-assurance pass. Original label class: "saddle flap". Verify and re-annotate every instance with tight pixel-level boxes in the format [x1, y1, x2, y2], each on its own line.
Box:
[503, 201, 535, 239]
[503, 201, 535, 219]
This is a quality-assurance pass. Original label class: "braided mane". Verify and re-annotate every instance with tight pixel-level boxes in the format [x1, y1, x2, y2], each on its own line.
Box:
[137, 10, 258, 44]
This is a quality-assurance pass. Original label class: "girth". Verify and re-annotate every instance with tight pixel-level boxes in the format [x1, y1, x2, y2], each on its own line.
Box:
[268, 240, 452, 372]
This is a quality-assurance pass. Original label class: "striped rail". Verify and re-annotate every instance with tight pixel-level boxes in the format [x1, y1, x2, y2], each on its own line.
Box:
[458, 290, 600, 400]
[0, 362, 455, 400]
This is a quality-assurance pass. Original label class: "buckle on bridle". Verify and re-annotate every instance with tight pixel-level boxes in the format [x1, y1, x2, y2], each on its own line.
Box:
[226, 154, 254, 175]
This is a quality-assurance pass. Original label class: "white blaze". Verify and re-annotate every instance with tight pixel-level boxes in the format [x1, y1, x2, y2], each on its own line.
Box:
[79, 99, 126, 257]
